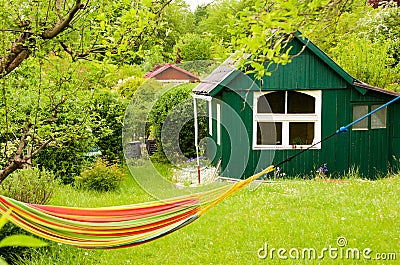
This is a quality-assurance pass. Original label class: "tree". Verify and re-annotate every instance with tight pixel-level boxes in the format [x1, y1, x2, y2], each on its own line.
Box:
[226, 0, 360, 79]
[0, 0, 174, 181]
[175, 34, 212, 61]
[148, 83, 207, 163]
[327, 4, 400, 90]
[0, 57, 96, 182]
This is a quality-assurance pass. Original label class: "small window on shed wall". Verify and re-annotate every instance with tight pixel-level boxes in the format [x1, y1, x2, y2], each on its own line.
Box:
[371, 105, 387, 129]
[352, 105, 368, 130]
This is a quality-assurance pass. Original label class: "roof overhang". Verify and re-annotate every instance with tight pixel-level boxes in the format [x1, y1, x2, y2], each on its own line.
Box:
[353, 81, 400, 97]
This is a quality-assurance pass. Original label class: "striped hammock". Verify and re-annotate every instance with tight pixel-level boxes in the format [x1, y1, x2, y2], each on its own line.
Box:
[0, 166, 274, 249]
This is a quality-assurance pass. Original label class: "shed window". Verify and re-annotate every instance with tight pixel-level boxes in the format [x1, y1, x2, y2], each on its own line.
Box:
[253, 90, 322, 150]
[352, 105, 368, 130]
[352, 104, 387, 130]
[257, 91, 285, 113]
[287, 91, 315, 113]
[371, 105, 386, 129]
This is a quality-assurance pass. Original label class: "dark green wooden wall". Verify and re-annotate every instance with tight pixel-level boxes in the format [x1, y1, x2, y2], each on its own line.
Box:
[206, 38, 400, 179]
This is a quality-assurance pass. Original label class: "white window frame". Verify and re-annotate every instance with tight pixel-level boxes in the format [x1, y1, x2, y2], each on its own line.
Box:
[252, 90, 322, 150]
[216, 103, 221, 145]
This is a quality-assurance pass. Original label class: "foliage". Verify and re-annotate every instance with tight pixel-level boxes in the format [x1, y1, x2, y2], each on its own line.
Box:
[0, 183, 49, 265]
[0, 56, 96, 181]
[113, 77, 146, 99]
[34, 141, 92, 184]
[330, 37, 400, 90]
[177, 60, 219, 78]
[327, 4, 400, 90]
[89, 90, 128, 163]
[175, 34, 212, 61]
[226, 0, 355, 79]
[123, 78, 167, 144]
[195, 0, 257, 43]
[156, 0, 195, 58]
[0, 167, 56, 204]
[0, 211, 47, 265]
[75, 159, 125, 192]
[368, 0, 400, 8]
[0, 0, 175, 181]
[148, 83, 207, 163]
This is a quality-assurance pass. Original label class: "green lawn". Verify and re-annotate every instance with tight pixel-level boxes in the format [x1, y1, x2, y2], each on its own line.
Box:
[20, 173, 400, 265]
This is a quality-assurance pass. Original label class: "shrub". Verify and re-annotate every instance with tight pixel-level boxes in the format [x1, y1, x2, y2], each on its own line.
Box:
[34, 140, 92, 184]
[90, 89, 129, 164]
[75, 159, 125, 192]
[0, 168, 55, 263]
[0, 167, 57, 204]
[148, 83, 207, 163]
[114, 76, 146, 99]
[175, 34, 212, 61]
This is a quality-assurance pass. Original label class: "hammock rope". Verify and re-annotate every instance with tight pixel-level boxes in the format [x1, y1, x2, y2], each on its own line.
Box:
[0, 95, 399, 249]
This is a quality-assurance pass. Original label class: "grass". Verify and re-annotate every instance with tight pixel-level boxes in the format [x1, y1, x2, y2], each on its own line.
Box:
[15, 171, 400, 264]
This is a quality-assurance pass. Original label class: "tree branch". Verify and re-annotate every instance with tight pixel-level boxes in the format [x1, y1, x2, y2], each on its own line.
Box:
[41, 0, 84, 39]
[56, 0, 63, 19]
[0, 32, 32, 77]
[27, 136, 54, 159]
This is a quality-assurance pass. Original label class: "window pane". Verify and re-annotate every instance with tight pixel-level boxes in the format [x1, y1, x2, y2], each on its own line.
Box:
[352, 105, 368, 130]
[257, 122, 282, 145]
[257, 91, 285, 113]
[371, 105, 386, 129]
[287, 91, 315, 113]
[289, 122, 315, 145]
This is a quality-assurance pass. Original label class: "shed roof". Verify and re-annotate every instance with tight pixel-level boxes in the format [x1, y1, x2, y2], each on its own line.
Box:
[192, 56, 240, 96]
[193, 32, 400, 98]
[353, 81, 400, 97]
[144, 63, 200, 81]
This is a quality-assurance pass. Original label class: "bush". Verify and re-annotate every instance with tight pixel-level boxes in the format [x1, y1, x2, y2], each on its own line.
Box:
[148, 83, 207, 163]
[175, 34, 212, 61]
[0, 167, 55, 264]
[0, 167, 57, 204]
[75, 159, 125, 192]
[34, 140, 92, 184]
[113, 76, 145, 99]
[90, 89, 129, 164]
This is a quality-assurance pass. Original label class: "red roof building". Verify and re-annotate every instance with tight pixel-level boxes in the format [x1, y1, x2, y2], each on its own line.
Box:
[144, 63, 200, 83]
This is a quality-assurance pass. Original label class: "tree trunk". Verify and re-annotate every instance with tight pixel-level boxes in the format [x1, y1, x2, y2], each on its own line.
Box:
[0, 161, 24, 182]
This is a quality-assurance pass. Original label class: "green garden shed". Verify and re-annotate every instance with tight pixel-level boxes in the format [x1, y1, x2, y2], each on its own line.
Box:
[192, 34, 400, 179]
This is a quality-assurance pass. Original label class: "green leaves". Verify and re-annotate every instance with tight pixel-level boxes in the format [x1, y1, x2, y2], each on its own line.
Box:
[0, 211, 47, 265]
[228, 0, 353, 78]
[0, 235, 48, 248]
[175, 34, 213, 61]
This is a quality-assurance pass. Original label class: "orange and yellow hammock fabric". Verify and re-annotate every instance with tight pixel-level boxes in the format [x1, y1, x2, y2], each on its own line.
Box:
[0, 166, 274, 249]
